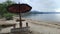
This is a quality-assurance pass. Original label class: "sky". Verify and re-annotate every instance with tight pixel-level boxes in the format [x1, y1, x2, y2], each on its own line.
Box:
[0, 0, 60, 12]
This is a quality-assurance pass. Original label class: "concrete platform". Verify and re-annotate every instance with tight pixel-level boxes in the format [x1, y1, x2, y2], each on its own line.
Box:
[10, 27, 31, 34]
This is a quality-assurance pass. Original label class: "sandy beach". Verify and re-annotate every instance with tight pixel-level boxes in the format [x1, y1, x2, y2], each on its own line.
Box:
[0, 18, 60, 34]
[23, 18, 60, 34]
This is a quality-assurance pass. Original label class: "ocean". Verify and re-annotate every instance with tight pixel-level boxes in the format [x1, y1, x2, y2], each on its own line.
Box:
[24, 14, 60, 22]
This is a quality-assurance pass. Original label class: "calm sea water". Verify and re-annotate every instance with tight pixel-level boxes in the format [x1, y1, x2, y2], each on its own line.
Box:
[24, 14, 60, 22]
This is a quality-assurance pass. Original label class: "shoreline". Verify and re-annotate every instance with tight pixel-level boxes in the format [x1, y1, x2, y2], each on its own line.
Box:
[0, 17, 60, 34]
[23, 18, 60, 34]
[22, 18, 60, 29]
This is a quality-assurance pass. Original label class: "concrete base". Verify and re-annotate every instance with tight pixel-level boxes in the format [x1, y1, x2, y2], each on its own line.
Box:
[10, 27, 31, 34]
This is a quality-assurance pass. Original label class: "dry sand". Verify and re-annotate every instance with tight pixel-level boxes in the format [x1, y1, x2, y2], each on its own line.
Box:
[0, 18, 60, 34]
[23, 18, 60, 34]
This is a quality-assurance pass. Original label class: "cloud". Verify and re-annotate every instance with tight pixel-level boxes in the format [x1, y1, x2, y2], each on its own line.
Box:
[28, 0, 57, 11]
[0, 0, 6, 3]
[20, 0, 59, 12]
[0, 0, 59, 12]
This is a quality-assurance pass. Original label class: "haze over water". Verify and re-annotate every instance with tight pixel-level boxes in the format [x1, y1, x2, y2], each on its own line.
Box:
[24, 14, 60, 22]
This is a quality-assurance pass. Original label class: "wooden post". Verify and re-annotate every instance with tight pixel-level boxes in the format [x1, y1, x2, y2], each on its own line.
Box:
[19, 13, 22, 28]
[26, 22, 28, 27]
[13, 24, 16, 28]
[19, 2, 22, 28]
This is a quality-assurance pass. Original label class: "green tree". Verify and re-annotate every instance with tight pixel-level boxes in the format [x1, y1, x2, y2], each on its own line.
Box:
[0, 0, 16, 18]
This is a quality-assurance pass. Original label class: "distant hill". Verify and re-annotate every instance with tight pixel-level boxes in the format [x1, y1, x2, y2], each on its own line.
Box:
[30, 11, 60, 14]
[21, 11, 60, 17]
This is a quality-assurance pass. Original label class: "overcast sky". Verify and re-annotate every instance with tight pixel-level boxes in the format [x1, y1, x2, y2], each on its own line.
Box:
[0, 0, 60, 12]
